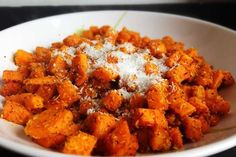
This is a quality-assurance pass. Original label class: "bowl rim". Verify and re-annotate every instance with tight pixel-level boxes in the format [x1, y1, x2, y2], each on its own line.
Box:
[0, 10, 235, 157]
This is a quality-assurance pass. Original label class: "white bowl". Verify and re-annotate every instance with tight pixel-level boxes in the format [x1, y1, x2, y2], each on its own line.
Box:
[0, 11, 236, 157]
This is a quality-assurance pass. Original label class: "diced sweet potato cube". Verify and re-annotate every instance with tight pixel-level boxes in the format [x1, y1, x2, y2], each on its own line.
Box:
[136, 128, 150, 153]
[178, 53, 193, 66]
[149, 126, 171, 151]
[165, 51, 181, 67]
[84, 112, 116, 139]
[188, 97, 209, 114]
[148, 39, 167, 58]
[24, 94, 44, 112]
[102, 90, 123, 111]
[166, 65, 190, 83]
[24, 76, 58, 85]
[206, 95, 230, 115]
[205, 89, 218, 99]
[24, 84, 39, 93]
[198, 116, 210, 133]
[127, 135, 139, 156]
[0, 82, 22, 96]
[211, 70, 224, 89]
[222, 71, 235, 86]
[208, 114, 221, 126]
[72, 53, 88, 75]
[63, 131, 97, 155]
[14, 49, 34, 66]
[133, 108, 168, 128]
[75, 74, 88, 86]
[185, 48, 198, 58]
[194, 63, 213, 87]
[63, 34, 81, 47]
[36, 85, 56, 101]
[34, 134, 66, 148]
[5, 93, 32, 104]
[191, 85, 205, 100]
[29, 63, 46, 78]
[25, 108, 74, 139]
[166, 113, 181, 127]
[146, 83, 168, 111]
[183, 117, 202, 142]
[144, 62, 158, 75]
[2, 100, 32, 125]
[162, 36, 184, 54]
[17, 65, 30, 78]
[57, 80, 80, 106]
[92, 67, 118, 82]
[35, 47, 51, 63]
[130, 93, 147, 108]
[48, 56, 68, 78]
[44, 99, 67, 110]
[78, 100, 93, 115]
[169, 99, 196, 118]
[2, 70, 24, 82]
[169, 127, 183, 150]
[168, 83, 188, 103]
[103, 120, 135, 156]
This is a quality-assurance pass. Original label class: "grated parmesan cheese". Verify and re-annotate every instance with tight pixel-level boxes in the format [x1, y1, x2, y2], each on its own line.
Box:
[79, 40, 169, 93]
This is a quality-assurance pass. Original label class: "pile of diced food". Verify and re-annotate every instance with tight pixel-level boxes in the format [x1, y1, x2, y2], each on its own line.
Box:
[0, 26, 235, 156]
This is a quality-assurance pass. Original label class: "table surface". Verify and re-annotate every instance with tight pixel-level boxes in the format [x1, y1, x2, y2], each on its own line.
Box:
[0, 2, 235, 157]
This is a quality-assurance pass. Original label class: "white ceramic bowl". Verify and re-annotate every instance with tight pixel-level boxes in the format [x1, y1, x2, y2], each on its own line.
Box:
[0, 11, 235, 157]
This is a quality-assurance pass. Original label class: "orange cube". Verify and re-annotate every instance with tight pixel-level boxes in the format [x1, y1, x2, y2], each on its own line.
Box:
[222, 71, 235, 86]
[169, 127, 183, 150]
[48, 56, 68, 78]
[146, 83, 168, 111]
[103, 120, 136, 156]
[206, 95, 230, 115]
[102, 90, 123, 111]
[24, 76, 58, 85]
[14, 49, 34, 66]
[165, 51, 181, 67]
[183, 117, 202, 142]
[144, 62, 158, 75]
[5, 93, 32, 104]
[35, 47, 51, 63]
[72, 53, 88, 75]
[63, 131, 97, 155]
[169, 99, 196, 118]
[133, 108, 168, 128]
[211, 70, 224, 89]
[92, 67, 118, 82]
[188, 97, 209, 114]
[129, 93, 147, 108]
[191, 85, 205, 100]
[25, 108, 74, 139]
[166, 65, 190, 83]
[149, 126, 171, 151]
[178, 53, 193, 66]
[194, 63, 213, 87]
[136, 128, 150, 153]
[0, 82, 22, 96]
[148, 39, 167, 58]
[84, 112, 116, 139]
[57, 80, 80, 106]
[24, 94, 44, 112]
[63, 34, 81, 47]
[29, 63, 46, 78]
[36, 85, 56, 101]
[2, 70, 24, 82]
[34, 134, 66, 148]
[2, 100, 32, 125]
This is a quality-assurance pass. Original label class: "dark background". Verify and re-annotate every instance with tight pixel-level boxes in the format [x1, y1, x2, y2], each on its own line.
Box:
[0, 2, 235, 157]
